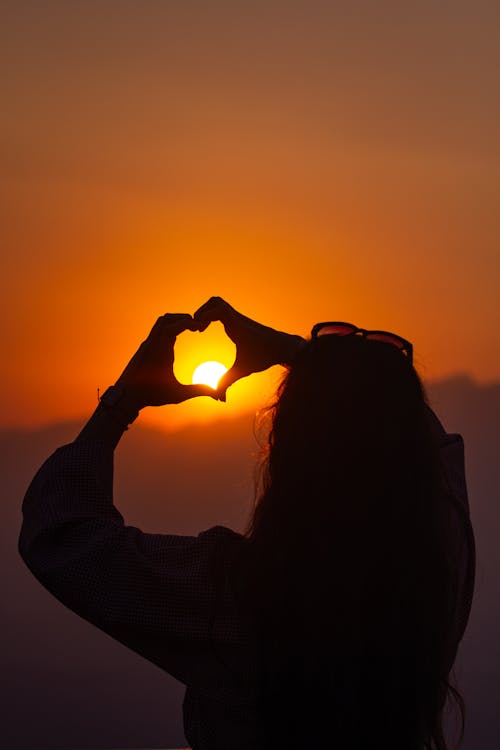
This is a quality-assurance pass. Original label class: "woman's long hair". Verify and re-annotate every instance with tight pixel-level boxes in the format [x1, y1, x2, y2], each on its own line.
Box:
[231, 334, 472, 750]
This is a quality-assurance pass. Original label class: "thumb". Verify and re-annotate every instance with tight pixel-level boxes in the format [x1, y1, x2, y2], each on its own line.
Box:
[180, 383, 221, 401]
[213, 366, 243, 402]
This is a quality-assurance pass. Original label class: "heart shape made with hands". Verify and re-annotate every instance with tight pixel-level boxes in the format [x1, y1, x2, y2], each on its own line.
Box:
[173, 321, 236, 389]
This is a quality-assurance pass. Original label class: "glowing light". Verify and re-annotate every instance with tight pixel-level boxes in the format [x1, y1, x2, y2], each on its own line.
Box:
[192, 361, 228, 389]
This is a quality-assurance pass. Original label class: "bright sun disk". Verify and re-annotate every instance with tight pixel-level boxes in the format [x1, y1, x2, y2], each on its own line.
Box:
[192, 361, 228, 389]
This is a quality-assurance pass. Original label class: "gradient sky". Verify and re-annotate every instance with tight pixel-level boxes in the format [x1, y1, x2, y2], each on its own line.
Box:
[1, 1, 498, 430]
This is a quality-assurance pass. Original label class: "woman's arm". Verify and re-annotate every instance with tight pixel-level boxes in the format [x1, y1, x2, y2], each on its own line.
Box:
[18, 304, 297, 684]
[18, 433, 240, 685]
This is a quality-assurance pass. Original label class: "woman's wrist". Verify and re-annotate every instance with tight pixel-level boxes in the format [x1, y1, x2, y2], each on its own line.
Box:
[278, 334, 307, 366]
[75, 404, 128, 449]
[75, 389, 142, 449]
[100, 384, 142, 425]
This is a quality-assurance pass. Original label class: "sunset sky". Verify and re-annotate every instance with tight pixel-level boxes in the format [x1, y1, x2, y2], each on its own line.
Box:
[1, 1, 498, 430]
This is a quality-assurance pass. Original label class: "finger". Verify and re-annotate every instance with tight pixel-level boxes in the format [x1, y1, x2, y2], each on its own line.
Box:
[213, 365, 244, 400]
[146, 313, 190, 338]
[193, 296, 229, 317]
[193, 297, 234, 332]
[162, 313, 193, 321]
[148, 314, 171, 335]
[160, 313, 197, 336]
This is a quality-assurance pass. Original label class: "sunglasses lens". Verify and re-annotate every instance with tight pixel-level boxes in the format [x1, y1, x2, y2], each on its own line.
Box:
[316, 324, 357, 337]
[368, 333, 406, 351]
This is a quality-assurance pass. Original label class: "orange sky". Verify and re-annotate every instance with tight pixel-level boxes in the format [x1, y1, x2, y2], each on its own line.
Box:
[1, 1, 499, 430]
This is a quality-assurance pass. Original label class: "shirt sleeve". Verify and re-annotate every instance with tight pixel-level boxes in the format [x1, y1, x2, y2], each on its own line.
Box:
[18, 439, 240, 686]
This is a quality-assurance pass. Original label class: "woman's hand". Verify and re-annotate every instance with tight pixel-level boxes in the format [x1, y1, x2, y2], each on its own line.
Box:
[193, 297, 306, 399]
[114, 313, 216, 409]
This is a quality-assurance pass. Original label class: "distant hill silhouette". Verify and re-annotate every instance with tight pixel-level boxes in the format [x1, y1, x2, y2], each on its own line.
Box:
[3, 376, 499, 749]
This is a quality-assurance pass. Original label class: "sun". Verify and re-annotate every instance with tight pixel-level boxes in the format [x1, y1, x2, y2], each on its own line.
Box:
[192, 361, 228, 389]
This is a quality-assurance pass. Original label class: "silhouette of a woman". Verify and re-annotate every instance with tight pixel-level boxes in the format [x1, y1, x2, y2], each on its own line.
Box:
[19, 297, 475, 750]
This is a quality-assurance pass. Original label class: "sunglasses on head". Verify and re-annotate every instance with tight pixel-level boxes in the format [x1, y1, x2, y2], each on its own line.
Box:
[311, 322, 413, 364]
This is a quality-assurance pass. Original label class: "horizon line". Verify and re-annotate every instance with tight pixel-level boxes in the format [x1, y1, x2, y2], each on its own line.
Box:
[2, 371, 499, 436]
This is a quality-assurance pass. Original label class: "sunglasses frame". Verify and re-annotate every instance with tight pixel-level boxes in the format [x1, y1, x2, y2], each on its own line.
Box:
[311, 321, 413, 364]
